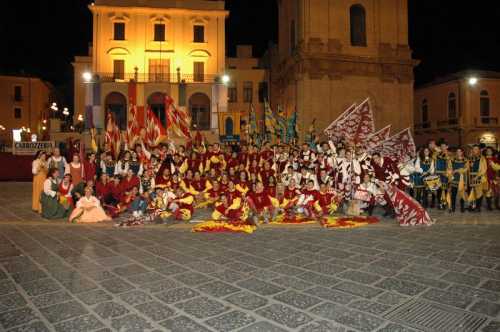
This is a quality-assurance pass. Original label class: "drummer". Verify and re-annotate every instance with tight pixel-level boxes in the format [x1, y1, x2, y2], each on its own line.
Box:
[414, 147, 435, 208]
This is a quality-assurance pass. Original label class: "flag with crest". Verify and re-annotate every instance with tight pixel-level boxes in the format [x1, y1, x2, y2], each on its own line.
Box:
[105, 112, 121, 159]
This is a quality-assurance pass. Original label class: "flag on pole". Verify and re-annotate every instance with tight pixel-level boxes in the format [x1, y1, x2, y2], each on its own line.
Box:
[324, 99, 374, 144]
[126, 104, 141, 148]
[369, 128, 416, 164]
[249, 104, 257, 135]
[146, 106, 167, 147]
[382, 183, 434, 226]
[105, 113, 121, 159]
[323, 103, 357, 142]
[365, 125, 391, 150]
[264, 101, 277, 137]
[165, 96, 192, 139]
[352, 99, 375, 144]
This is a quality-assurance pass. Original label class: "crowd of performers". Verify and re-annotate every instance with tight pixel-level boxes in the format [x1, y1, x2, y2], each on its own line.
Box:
[31, 137, 500, 226]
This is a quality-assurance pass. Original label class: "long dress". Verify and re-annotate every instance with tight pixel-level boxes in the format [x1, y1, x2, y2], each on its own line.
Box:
[32, 159, 48, 212]
[69, 196, 111, 223]
[66, 162, 83, 185]
[40, 178, 70, 219]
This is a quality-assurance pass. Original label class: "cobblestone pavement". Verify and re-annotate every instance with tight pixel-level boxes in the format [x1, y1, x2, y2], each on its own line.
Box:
[0, 182, 499, 332]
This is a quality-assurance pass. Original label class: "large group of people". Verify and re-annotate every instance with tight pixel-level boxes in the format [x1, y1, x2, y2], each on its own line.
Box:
[31, 137, 500, 226]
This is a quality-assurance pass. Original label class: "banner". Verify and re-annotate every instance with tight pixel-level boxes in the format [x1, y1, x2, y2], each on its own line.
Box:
[12, 141, 55, 156]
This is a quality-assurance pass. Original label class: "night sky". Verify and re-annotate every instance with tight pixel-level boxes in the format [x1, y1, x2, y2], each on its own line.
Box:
[1, 1, 499, 104]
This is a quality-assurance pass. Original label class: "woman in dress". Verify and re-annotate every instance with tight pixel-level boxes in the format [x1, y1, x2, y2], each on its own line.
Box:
[32, 151, 49, 213]
[48, 147, 67, 181]
[69, 186, 111, 223]
[40, 168, 71, 219]
[58, 174, 74, 209]
[65, 154, 84, 186]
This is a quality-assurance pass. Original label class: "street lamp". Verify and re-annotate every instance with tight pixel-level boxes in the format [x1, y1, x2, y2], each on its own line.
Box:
[468, 77, 478, 86]
[82, 71, 93, 82]
[222, 74, 230, 84]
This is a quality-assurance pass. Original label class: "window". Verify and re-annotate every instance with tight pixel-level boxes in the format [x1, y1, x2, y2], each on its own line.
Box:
[113, 22, 125, 40]
[350, 5, 367, 46]
[113, 59, 125, 80]
[421, 99, 429, 125]
[193, 25, 205, 43]
[14, 86, 22, 102]
[14, 107, 21, 119]
[149, 59, 170, 82]
[243, 81, 253, 103]
[189, 93, 211, 130]
[228, 83, 237, 103]
[290, 20, 296, 53]
[448, 92, 457, 120]
[154, 24, 165, 41]
[258, 82, 268, 103]
[480, 90, 490, 124]
[193, 62, 204, 82]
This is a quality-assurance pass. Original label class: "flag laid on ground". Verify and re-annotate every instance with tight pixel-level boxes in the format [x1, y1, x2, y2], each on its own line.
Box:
[146, 106, 167, 147]
[365, 125, 391, 150]
[369, 128, 416, 164]
[105, 113, 121, 159]
[383, 183, 434, 226]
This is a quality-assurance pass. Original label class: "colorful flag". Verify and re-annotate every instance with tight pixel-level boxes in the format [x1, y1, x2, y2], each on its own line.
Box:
[323, 103, 358, 142]
[369, 128, 416, 164]
[352, 99, 375, 144]
[383, 183, 434, 226]
[126, 104, 141, 148]
[249, 104, 257, 135]
[146, 106, 167, 147]
[165, 96, 192, 139]
[105, 112, 121, 159]
[365, 125, 391, 150]
[324, 99, 375, 144]
[264, 101, 277, 136]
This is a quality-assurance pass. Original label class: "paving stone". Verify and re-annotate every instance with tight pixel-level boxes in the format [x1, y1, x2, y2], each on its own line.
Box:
[256, 303, 313, 329]
[338, 270, 381, 284]
[0, 280, 16, 296]
[210, 270, 246, 283]
[421, 288, 473, 309]
[94, 301, 130, 319]
[176, 272, 212, 286]
[349, 254, 380, 264]
[360, 264, 397, 277]
[141, 278, 182, 293]
[185, 261, 222, 273]
[376, 292, 408, 306]
[81, 269, 116, 281]
[155, 264, 189, 276]
[376, 323, 417, 332]
[402, 264, 446, 278]
[111, 313, 153, 331]
[75, 289, 112, 306]
[299, 320, 347, 332]
[279, 256, 313, 267]
[441, 271, 481, 286]
[467, 267, 500, 280]
[39, 300, 88, 323]
[175, 296, 229, 319]
[53, 314, 104, 332]
[49, 269, 83, 282]
[447, 284, 500, 302]
[236, 321, 288, 332]
[273, 290, 323, 309]
[195, 280, 239, 298]
[20, 278, 61, 297]
[32, 290, 73, 308]
[305, 286, 356, 304]
[469, 300, 500, 317]
[118, 290, 153, 306]
[304, 262, 347, 275]
[396, 273, 449, 289]
[310, 302, 386, 332]
[348, 299, 391, 315]
[296, 272, 341, 287]
[135, 301, 175, 321]
[435, 260, 469, 272]
[125, 271, 164, 285]
[237, 278, 285, 296]
[225, 262, 258, 273]
[334, 281, 383, 299]
[481, 320, 500, 332]
[159, 315, 212, 332]
[481, 279, 500, 292]
[271, 276, 314, 291]
[224, 291, 268, 310]
[375, 278, 428, 296]
[328, 258, 364, 270]
[6, 321, 50, 332]
[0, 308, 39, 329]
[60, 276, 98, 294]
[112, 264, 149, 277]
[0, 293, 26, 312]
[95, 256, 133, 267]
[270, 264, 306, 276]
[205, 310, 256, 332]
[11, 269, 47, 284]
[248, 269, 281, 281]
[99, 278, 135, 294]
[372, 259, 408, 271]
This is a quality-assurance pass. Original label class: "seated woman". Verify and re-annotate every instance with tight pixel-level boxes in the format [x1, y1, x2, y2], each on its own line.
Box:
[58, 174, 74, 209]
[40, 168, 71, 219]
[69, 186, 111, 223]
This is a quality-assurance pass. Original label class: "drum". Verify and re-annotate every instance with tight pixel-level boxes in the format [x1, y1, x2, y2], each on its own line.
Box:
[353, 189, 370, 202]
[424, 175, 441, 192]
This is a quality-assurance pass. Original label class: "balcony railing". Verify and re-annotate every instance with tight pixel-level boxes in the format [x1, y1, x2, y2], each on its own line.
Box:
[475, 117, 499, 127]
[97, 72, 220, 84]
[414, 122, 431, 130]
[437, 119, 459, 128]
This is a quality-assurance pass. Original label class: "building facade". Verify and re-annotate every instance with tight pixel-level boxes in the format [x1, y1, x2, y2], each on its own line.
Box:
[0, 75, 53, 144]
[73, 0, 228, 141]
[272, 0, 416, 138]
[224, 45, 267, 140]
[414, 71, 500, 148]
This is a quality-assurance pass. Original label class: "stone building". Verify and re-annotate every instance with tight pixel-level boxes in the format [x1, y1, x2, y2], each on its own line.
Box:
[272, 0, 417, 138]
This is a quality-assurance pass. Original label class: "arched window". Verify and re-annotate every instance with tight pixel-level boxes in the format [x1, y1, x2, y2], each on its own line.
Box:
[147, 92, 167, 128]
[104, 92, 127, 130]
[448, 92, 457, 121]
[225, 117, 234, 136]
[189, 93, 210, 130]
[350, 5, 367, 47]
[480, 90, 490, 124]
[421, 99, 429, 126]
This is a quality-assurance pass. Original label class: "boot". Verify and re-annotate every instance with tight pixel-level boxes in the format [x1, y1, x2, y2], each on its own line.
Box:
[383, 204, 394, 218]
[460, 200, 465, 213]
[451, 200, 456, 213]
[367, 205, 374, 216]
[486, 197, 493, 211]
[496, 196, 500, 210]
[430, 194, 436, 209]
[475, 197, 483, 213]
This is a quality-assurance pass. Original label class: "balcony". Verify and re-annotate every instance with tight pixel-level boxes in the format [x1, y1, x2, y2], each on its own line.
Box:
[437, 119, 459, 129]
[414, 122, 431, 130]
[97, 72, 220, 84]
[475, 117, 499, 127]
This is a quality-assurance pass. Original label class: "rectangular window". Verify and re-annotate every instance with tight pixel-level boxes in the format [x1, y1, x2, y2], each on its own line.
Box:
[243, 81, 253, 103]
[113, 60, 125, 80]
[148, 59, 170, 82]
[14, 86, 22, 102]
[258, 82, 268, 103]
[14, 107, 21, 119]
[154, 24, 165, 41]
[193, 62, 204, 82]
[114, 22, 125, 40]
[193, 25, 205, 43]
[228, 83, 237, 103]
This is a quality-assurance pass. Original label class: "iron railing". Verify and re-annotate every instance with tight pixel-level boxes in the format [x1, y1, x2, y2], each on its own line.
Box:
[97, 72, 220, 84]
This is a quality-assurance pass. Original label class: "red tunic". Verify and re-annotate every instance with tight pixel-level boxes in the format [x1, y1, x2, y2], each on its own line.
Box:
[96, 181, 111, 200]
[260, 150, 273, 163]
[260, 169, 275, 185]
[120, 176, 140, 192]
[83, 160, 97, 182]
[266, 186, 277, 198]
[191, 179, 206, 192]
[247, 191, 272, 212]
[155, 176, 171, 188]
[285, 187, 300, 201]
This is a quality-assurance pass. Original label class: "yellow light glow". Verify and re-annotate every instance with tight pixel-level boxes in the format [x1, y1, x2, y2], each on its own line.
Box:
[77, 114, 84, 121]
[468, 77, 478, 86]
[82, 72, 93, 82]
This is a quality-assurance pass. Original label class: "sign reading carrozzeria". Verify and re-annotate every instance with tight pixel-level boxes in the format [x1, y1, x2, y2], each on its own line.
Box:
[12, 141, 55, 155]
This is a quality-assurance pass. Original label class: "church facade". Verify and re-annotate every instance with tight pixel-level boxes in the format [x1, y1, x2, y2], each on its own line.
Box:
[271, 0, 417, 139]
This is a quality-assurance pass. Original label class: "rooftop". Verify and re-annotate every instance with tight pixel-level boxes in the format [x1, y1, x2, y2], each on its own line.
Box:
[93, 0, 225, 11]
[417, 70, 500, 89]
